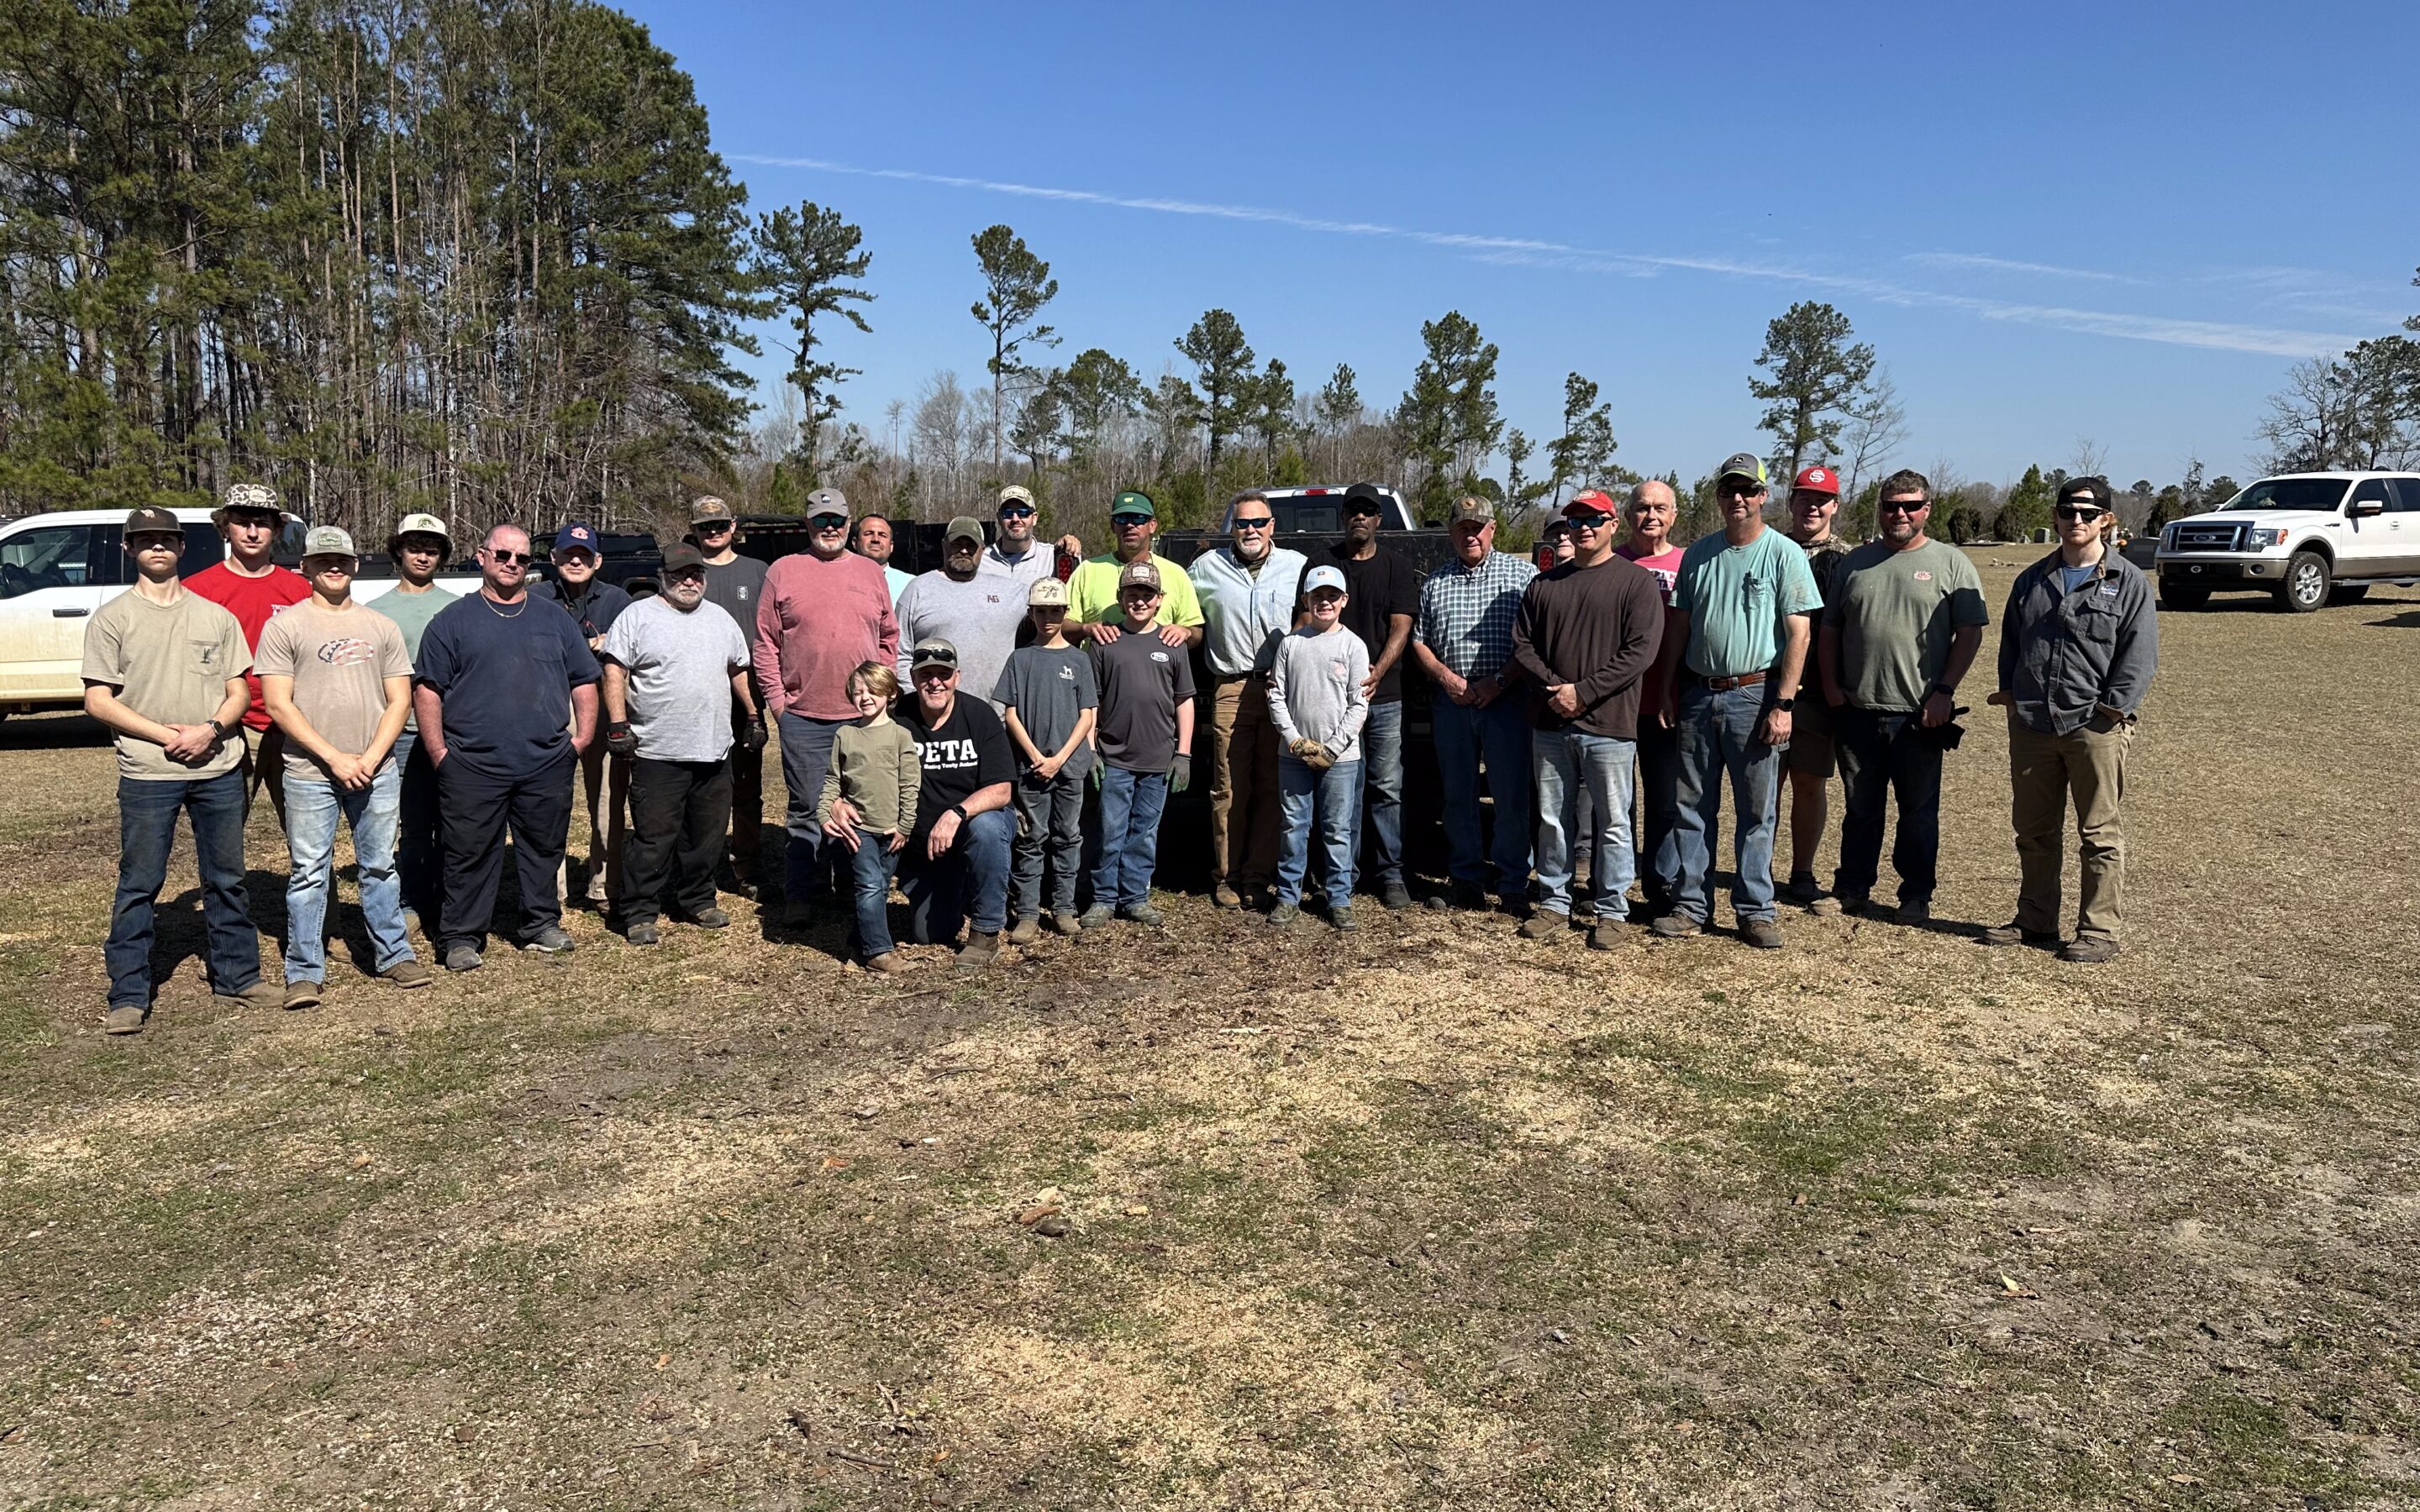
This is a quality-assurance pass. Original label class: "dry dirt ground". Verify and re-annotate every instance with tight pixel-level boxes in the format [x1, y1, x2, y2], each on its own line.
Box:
[3, 559, 2417, 1510]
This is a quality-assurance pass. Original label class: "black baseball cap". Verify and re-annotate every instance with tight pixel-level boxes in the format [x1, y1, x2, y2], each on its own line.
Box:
[661, 543, 707, 574]
[124, 506, 183, 538]
[1343, 482, 1387, 517]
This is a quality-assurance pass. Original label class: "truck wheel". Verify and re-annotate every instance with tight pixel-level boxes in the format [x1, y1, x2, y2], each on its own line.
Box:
[2281, 551, 2330, 612]
[2159, 582, 2209, 612]
[2328, 584, 2370, 605]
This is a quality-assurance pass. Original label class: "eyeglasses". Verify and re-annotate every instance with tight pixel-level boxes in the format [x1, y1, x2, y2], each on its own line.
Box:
[998, 506, 1036, 519]
[486, 549, 531, 564]
[808, 514, 848, 529]
[1231, 516, 1274, 530]
[1878, 500, 1930, 514]
[2055, 505, 2106, 522]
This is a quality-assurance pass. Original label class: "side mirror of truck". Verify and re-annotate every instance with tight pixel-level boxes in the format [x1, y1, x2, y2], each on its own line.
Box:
[2350, 499, 2386, 517]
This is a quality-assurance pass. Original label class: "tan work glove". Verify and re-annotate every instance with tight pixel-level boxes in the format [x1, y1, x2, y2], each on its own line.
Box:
[1288, 738, 1335, 772]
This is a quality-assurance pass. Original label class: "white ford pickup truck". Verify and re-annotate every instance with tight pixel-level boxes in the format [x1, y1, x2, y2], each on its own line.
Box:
[0, 507, 481, 718]
[2154, 472, 2420, 612]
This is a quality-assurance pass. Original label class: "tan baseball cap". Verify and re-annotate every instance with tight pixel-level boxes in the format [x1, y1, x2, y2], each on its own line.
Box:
[391, 512, 449, 545]
[1027, 577, 1069, 608]
[997, 484, 1036, 510]
[1117, 559, 1162, 592]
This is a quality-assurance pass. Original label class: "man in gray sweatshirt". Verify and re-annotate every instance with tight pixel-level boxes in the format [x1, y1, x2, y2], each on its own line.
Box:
[894, 517, 1031, 714]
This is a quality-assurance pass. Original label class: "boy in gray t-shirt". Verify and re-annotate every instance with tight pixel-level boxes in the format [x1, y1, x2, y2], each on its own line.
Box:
[1081, 560, 1197, 929]
[993, 579, 1098, 938]
[1268, 564, 1371, 930]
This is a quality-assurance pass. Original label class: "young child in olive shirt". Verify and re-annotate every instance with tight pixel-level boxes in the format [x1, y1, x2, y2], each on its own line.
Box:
[816, 664, 920, 971]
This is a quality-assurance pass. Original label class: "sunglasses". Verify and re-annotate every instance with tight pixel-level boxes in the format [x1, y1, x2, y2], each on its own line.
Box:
[1718, 484, 1767, 498]
[998, 506, 1036, 519]
[2056, 505, 2106, 521]
[1344, 506, 1382, 519]
[1231, 515, 1274, 530]
[809, 514, 848, 529]
[696, 520, 734, 533]
[1878, 500, 1930, 514]
[1112, 514, 1152, 528]
[486, 549, 532, 564]
[666, 568, 707, 582]
[1565, 512, 1613, 529]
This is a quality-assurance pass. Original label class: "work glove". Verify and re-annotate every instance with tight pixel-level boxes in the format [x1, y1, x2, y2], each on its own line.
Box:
[604, 721, 638, 759]
[1168, 753, 1192, 795]
[1288, 738, 1334, 772]
[743, 714, 768, 753]
[1091, 762, 1104, 793]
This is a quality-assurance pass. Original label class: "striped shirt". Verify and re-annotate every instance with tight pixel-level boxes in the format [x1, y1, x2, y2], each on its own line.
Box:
[1414, 549, 1538, 680]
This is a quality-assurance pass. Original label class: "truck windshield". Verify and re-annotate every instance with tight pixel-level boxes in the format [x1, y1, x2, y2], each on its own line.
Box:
[2221, 480, 2346, 512]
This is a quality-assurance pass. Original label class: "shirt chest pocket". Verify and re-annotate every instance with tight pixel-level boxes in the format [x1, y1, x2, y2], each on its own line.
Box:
[2070, 599, 2120, 642]
[187, 638, 227, 679]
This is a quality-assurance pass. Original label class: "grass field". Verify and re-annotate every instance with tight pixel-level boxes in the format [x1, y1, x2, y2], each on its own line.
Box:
[4, 555, 2417, 1510]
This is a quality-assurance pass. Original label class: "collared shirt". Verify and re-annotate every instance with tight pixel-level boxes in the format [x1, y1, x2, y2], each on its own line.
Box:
[1996, 549, 2157, 736]
[1414, 549, 1538, 681]
[1066, 552, 1205, 632]
[1189, 543, 1310, 677]
[978, 540, 1057, 591]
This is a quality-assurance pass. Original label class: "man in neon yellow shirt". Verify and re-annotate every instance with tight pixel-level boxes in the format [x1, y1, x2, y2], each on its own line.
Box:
[1068, 491, 1204, 648]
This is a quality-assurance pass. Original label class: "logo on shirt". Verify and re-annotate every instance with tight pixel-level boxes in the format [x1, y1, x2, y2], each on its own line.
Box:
[1912, 570, 1933, 582]
[2099, 583, 2119, 597]
[1056, 665, 1076, 681]
[1149, 650, 1170, 664]
[316, 637, 379, 666]
[735, 585, 750, 601]
[191, 640, 220, 672]
[920, 737, 980, 769]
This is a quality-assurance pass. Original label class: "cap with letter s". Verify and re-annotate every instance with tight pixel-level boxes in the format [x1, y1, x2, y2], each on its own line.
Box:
[1717, 452, 1770, 486]
[1303, 564, 1348, 596]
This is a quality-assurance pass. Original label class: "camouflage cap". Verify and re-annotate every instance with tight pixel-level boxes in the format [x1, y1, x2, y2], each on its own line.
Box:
[214, 481, 281, 520]
[689, 495, 735, 524]
[1117, 559, 1163, 592]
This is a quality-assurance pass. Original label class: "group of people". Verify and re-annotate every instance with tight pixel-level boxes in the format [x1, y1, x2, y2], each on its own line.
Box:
[82, 456, 2156, 1033]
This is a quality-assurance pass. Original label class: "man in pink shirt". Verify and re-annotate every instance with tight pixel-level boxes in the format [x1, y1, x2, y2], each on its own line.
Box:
[185, 482, 310, 831]
[1618, 480, 1687, 918]
[753, 487, 900, 927]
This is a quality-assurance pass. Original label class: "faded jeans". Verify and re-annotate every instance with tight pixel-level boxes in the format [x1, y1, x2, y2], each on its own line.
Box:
[1433, 696, 1534, 901]
[1534, 730, 1637, 920]
[845, 827, 902, 958]
[282, 762, 413, 982]
[107, 767, 260, 1006]
[1350, 701, 1405, 889]
[1671, 681, 1785, 926]
[1093, 765, 1170, 911]
[899, 806, 1013, 943]
[1277, 753, 1360, 911]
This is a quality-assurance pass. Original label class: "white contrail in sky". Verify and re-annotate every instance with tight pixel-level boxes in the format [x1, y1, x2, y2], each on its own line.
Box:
[731, 154, 2357, 359]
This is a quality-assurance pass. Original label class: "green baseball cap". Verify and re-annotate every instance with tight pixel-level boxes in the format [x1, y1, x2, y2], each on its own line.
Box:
[1110, 491, 1155, 522]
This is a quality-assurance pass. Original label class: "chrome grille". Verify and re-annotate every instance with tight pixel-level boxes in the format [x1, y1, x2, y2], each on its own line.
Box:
[2168, 523, 2243, 553]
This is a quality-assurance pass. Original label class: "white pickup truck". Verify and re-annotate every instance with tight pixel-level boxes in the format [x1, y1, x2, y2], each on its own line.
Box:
[0, 507, 481, 718]
[2154, 471, 2420, 612]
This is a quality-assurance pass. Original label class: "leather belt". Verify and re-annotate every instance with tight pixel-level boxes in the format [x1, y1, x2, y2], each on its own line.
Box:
[1697, 669, 1773, 692]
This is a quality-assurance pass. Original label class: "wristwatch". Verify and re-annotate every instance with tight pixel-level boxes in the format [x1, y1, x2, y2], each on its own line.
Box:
[1771, 696, 1796, 711]
[948, 803, 969, 823]
[206, 717, 230, 742]
[1928, 682, 1957, 701]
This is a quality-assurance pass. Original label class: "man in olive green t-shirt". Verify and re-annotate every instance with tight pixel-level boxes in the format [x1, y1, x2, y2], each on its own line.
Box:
[81, 507, 271, 1033]
[1816, 470, 1989, 921]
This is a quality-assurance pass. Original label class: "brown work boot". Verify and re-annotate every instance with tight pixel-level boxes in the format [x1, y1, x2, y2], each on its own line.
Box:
[1517, 912, 1564, 942]
[1212, 880, 1243, 909]
[2060, 935, 2121, 964]
[1739, 918, 1785, 950]
[381, 960, 434, 990]
[214, 981, 282, 1011]
[955, 931, 1002, 970]
[1587, 920, 1630, 950]
[1048, 911, 1084, 937]
[1981, 921, 2060, 948]
[103, 1003, 148, 1036]
[281, 979, 323, 1011]
[1005, 916, 1042, 945]
[865, 952, 910, 974]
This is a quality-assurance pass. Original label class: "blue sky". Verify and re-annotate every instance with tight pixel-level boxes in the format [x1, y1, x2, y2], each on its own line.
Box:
[631, 0, 2420, 488]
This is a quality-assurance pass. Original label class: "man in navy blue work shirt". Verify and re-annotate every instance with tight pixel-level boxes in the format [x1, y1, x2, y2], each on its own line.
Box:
[533, 520, 634, 910]
[413, 524, 601, 970]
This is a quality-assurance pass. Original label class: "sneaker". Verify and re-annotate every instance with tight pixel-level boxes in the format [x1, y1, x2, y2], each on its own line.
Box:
[213, 981, 282, 1010]
[1780, 874, 1823, 907]
[955, 931, 1002, 970]
[103, 1003, 147, 1036]
[2060, 935, 2122, 964]
[1807, 893, 1845, 918]
[1077, 905, 1115, 932]
[1212, 881, 1243, 910]
[1648, 913, 1703, 939]
[1049, 911, 1084, 937]
[1588, 921, 1630, 951]
[1265, 901, 1301, 928]
[1006, 917, 1042, 945]
[1517, 912, 1564, 942]
[1331, 905, 1359, 932]
[865, 951, 909, 974]
[686, 907, 732, 930]
[381, 960, 433, 990]
[282, 979, 323, 1011]
[1981, 921, 2060, 948]
[1893, 899, 1933, 926]
[1380, 881, 1413, 911]
[1739, 918, 1785, 950]
[443, 945, 484, 973]
[626, 921, 660, 947]
[523, 925, 576, 954]
[1117, 902, 1165, 927]
[781, 899, 814, 931]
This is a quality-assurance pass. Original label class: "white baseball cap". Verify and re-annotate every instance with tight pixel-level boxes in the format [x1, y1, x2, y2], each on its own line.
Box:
[1303, 564, 1347, 596]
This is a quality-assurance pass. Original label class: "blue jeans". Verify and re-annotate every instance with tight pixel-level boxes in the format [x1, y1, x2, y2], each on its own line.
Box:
[1012, 767, 1085, 919]
[846, 828, 902, 958]
[1671, 682, 1785, 925]
[1534, 730, 1638, 919]
[1278, 754, 1360, 910]
[1637, 722, 1682, 914]
[1433, 696, 1534, 900]
[776, 711, 847, 900]
[1351, 701, 1405, 889]
[282, 762, 413, 982]
[108, 768, 260, 1005]
[1092, 765, 1169, 911]
[391, 727, 445, 932]
[1832, 706, 1945, 906]
[899, 806, 1013, 942]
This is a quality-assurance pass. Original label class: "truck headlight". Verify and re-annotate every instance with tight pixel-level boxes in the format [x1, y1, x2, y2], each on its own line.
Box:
[2244, 527, 2288, 549]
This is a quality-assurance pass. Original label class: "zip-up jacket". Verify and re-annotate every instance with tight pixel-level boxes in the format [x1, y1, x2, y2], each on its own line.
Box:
[1996, 549, 2157, 736]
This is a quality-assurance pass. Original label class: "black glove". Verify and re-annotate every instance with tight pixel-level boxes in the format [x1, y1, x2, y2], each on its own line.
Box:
[743, 715, 768, 753]
[1918, 709, 1970, 750]
[1169, 753, 1192, 795]
[604, 721, 638, 758]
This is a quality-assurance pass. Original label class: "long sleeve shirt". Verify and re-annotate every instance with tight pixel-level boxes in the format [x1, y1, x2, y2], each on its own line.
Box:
[753, 549, 899, 722]
[1414, 549, 1538, 681]
[1509, 554, 1665, 739]
[1267, 625, 1370, 763]
[1996, 549, 2158, 736]
[1189, 544, 1310, 677]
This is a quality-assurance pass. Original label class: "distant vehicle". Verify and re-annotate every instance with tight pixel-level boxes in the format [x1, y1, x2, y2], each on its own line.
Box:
[0, 507, 480, 718]
[2153, 472, 2420, 612]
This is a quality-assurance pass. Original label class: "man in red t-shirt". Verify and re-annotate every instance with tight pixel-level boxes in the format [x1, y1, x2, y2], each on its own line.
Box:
[1618, 480, 1687, 917]
[185, 482, 309, 829]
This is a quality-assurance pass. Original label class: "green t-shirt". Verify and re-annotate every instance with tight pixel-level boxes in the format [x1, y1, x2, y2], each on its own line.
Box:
[1673, 528, 1822, 679]
[81, 587, 250, 781]
[1823, 538, 1990, 711]
[1066, 552, 1205, 631]
[368, 585, 455, 728]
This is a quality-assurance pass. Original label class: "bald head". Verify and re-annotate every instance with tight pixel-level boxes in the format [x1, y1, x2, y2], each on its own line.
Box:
[1624, 480, 1677, 553]
[477, 524, 533, 597]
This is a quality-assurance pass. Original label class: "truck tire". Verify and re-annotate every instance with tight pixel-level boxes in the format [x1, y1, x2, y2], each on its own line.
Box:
[2281, 551, 2330, 612]
[2159, 581, 2209, 612]
[2328, 584, 2370, 605]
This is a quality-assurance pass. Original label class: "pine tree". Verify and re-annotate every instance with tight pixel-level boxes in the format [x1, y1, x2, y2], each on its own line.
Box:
[754, 202, 874, 480]
[1749, 302, 1877, 486]
[1397, 312, 1501, 518]
[1174, 310, 1254, 475]
[1548, 371, 1617, 501]
[970, 224, 1060, 474]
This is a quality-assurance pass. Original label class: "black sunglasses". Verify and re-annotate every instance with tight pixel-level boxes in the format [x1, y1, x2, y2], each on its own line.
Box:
[2055, 505, 2106, 521]
[1718, 483, 1767, 497]
[998, 505, 1036, 518]
[1231, 515, 1274, 529]
[487, 549, 531, 564]
[1565, 512, 1613, 528]
[808, 513, 848, 528]
[1111, 514, 1152, 527]
[1878, 500, 1930, 514]
[696, 520, 734, 533]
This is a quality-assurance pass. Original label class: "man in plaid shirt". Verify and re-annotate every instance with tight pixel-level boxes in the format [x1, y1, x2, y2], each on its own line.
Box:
[1410, 496, 1539, 912]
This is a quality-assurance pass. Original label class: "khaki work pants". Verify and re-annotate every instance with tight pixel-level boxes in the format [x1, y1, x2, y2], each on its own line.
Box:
[558, 738, 628, 911]
[2007, 714, 2130, 941]
[1206, 674, 1283, 896]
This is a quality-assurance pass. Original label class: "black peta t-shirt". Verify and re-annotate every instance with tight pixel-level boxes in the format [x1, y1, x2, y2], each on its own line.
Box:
[899, 692, 1015, 841]
[1322, 541, 1422, 705]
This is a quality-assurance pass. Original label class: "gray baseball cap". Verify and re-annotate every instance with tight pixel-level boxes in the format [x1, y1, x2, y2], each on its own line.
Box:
[1716, 453, 1770, 486]
[805, 487, 850, 519]
[944, 515, 986, 547]
[909, 638, 959, 670]
[301, 525, 356, 559]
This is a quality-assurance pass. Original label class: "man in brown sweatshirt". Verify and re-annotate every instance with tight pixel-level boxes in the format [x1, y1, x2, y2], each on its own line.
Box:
[1508, 491, 1666, 948]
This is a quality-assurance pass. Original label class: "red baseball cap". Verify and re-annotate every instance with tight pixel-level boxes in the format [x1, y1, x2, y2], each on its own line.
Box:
[1563, 488, 1620, 519]
[1792, 465, 1840, 497]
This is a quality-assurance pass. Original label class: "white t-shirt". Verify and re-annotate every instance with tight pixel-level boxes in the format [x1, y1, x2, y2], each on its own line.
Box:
[599, 597, 750, 762]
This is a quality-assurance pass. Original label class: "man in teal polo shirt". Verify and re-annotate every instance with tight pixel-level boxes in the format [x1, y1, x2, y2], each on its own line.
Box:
[1650, 453, 1822, 948]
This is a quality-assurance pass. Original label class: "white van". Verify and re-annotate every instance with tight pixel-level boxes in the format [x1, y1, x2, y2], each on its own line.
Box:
[0, 508, 480, 717]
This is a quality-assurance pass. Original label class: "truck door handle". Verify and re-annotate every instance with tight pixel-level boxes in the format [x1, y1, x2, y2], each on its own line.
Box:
[53, 606, 90, 617]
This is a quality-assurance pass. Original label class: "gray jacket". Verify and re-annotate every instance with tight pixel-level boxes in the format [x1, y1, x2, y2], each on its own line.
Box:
[1996, 549, 2157, 736]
